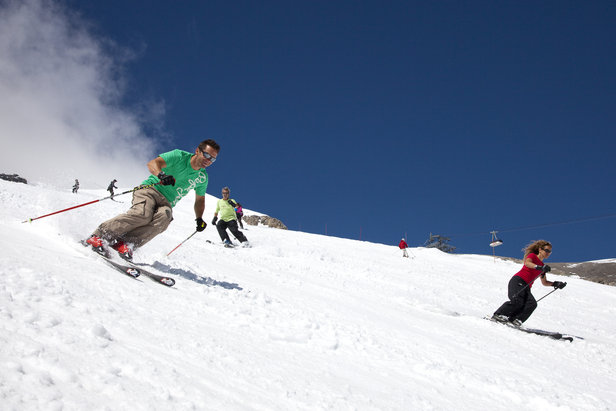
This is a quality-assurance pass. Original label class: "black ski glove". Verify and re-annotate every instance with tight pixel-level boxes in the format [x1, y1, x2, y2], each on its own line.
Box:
[542, 264, 551, 273]
[195, 217, 206, 232]
[157, 172, 176, 186]
[553, 281, 567, 289]
[211, 216, 218, 225]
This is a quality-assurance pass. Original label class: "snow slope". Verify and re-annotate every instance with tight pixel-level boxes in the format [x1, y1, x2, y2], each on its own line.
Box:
[1, 179, 615, 410]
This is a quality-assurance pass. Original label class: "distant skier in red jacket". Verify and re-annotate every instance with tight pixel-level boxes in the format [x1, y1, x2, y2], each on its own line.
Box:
[398, 238, 409, 258]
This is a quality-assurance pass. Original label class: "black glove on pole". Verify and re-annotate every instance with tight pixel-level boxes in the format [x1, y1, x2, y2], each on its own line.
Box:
[158, 172, 176, 186]
[196, 217, 207, 232]
[212, 216, 218, 225]
[552, 281, 567, 289]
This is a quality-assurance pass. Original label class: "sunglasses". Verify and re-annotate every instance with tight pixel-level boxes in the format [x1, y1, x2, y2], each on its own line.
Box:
[542, 248, 552, 254]
[222, 192, 229, 195]
[201, 150, 217, 163]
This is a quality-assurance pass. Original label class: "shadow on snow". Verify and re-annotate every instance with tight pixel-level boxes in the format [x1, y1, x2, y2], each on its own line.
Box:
[138, 261, 243, 290]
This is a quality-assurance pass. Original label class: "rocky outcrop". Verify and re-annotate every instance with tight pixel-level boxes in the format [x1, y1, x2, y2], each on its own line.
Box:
[550, 261, 616, 286]
[0, 173, 27, 184]
[242, 215, 287, 230]
[496, 256, 616, 286]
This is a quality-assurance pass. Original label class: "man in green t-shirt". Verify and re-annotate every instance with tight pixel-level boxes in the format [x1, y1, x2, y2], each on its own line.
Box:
[212, 186, 249, 247]
[85, 139, 220, 260]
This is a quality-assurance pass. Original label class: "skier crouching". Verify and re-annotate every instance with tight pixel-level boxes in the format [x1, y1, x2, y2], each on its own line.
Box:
[85, 139, 220, 260]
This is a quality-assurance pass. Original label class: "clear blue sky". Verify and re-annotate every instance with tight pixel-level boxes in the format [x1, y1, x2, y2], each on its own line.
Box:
[67, 0, 615, 262]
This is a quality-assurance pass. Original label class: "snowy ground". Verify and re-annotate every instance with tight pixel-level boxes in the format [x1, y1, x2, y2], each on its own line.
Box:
[1, 179, 615, 410]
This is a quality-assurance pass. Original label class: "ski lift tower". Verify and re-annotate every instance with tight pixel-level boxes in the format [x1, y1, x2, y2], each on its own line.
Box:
[489, 230, 503, 261]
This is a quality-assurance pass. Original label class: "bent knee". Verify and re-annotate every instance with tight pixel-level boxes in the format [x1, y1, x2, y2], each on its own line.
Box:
[153, 206, 173, 225]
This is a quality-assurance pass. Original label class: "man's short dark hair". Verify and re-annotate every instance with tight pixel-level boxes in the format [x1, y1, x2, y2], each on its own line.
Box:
[198, 139, 220, 153]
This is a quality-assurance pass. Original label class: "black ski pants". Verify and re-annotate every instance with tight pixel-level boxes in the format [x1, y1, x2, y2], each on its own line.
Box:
[494, 276, 537, 323]
[216, 219, 247, 243]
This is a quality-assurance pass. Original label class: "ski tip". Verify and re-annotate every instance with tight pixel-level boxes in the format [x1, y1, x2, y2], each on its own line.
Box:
[159, 277, 175, 287]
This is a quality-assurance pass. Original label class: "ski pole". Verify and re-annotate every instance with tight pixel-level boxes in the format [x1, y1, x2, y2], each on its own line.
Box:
[511, 271, 547, 299]
[511, 281, 531, 299]
[536, 285, 565, 303]
[166, 230, 198, 257]
[22, 181, 162, 223]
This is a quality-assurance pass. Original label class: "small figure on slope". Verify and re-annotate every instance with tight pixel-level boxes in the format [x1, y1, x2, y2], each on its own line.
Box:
[399, 238, 409, 258]
[234, 202, 245, 229]
[492, 240, 566, 327]
[107, 179, 118, 197]
[72, 179, 79, 194]
[212, 187, 249, 247]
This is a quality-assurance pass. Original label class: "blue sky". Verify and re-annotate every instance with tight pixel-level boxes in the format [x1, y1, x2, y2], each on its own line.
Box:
[48, 1, 616, 261]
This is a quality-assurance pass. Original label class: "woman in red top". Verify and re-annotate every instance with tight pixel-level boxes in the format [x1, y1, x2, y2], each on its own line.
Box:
[492, 240, 566, 326]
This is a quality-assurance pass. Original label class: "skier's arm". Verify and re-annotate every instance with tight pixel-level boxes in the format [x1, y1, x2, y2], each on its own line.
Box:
[194, 195, 205, 219]
[523, 257, 537, 269]
[540, 274, 553, 286]
[211, 201, 220, 224]
[147, 157, 167, 176]
[525, 257, 552, 285]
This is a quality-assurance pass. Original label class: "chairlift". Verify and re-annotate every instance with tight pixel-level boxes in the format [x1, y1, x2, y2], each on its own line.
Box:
[489, 230, 503, 263]
[489, 231, 503, 247]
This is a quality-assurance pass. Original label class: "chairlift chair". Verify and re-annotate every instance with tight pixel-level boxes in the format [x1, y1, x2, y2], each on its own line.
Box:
[489, 231, 503, 247]
[490, 239, 503, 247]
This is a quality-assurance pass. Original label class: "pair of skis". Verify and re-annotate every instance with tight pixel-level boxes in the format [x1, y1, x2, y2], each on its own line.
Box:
[485, 316, 580, 342]
[101, 256, 175, 287]
[205, 239, 252, 248]
[206, 239, 235, 248]
[83, 242, 175, 287]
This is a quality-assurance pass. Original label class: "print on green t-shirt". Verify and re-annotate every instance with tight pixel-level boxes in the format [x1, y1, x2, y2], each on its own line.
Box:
[141, 149, 208, 207]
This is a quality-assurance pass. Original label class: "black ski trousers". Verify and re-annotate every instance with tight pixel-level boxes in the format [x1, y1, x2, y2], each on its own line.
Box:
[494, 276, 537, 323]
[216, 219, 248, 243]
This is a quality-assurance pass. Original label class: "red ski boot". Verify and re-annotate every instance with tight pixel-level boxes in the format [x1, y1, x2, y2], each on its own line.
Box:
[111, 241, 133, 261]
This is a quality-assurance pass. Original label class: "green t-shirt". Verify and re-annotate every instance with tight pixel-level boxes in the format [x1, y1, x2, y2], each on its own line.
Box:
[215, 198, 238, 222]
[141, 149, 209, 207]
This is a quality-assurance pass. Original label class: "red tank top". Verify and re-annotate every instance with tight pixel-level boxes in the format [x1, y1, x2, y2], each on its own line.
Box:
[514, 253, 544, 287]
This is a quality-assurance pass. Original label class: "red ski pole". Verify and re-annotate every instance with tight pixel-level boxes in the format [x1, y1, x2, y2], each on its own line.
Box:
[166, 230, 198, 257]
[22, 181, 162, 223]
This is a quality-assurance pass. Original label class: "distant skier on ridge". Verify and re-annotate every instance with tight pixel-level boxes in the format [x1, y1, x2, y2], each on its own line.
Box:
[84, 139, 220, 260]
[107, 179, 118, 197]
[398, 238, 409, 258]
[492, 240, 566, 326]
